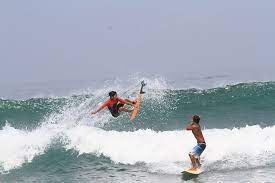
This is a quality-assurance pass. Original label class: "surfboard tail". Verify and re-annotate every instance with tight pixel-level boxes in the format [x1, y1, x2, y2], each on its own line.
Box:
[130, 81, 146, 121]
[130, 94, 142, 120]
[140, 81, 146, 94]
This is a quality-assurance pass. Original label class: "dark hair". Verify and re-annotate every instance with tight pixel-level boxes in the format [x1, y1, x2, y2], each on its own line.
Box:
[192, 115, 200, 123]
[109, 91, 117, 97]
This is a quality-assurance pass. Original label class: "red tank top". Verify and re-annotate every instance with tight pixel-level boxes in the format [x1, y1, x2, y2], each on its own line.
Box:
[100, 97, 126, 109]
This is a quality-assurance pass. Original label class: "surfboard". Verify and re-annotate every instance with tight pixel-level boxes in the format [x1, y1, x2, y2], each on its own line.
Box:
[181, 168, 203, 181]
[181, 168, 203, 175]
[129, 81, 146, 121]
[130, 94, 142, 120]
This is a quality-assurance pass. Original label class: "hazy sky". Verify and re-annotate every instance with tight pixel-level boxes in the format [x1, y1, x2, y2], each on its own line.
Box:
[1, 0, 275, 84]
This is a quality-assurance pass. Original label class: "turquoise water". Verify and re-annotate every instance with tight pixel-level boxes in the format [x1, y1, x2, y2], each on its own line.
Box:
[0, 78, 274, 182]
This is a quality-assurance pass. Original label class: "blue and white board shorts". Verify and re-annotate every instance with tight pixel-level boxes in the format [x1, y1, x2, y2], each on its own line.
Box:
[190, 143, 206, 158]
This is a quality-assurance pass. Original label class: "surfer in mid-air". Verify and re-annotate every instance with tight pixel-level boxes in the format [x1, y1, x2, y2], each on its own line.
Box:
[186, 115, 206, 171]
[91, 91, 136, 117]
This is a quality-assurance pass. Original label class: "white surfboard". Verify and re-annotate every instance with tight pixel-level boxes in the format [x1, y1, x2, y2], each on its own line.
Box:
[181, 168, 203, 175]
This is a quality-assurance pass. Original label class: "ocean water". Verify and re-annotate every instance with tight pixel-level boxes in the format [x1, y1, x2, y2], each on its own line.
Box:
[0, 76, 275, 183]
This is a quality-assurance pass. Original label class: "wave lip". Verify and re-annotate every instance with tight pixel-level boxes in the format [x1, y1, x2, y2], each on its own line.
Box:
[2, 80, 275, 131]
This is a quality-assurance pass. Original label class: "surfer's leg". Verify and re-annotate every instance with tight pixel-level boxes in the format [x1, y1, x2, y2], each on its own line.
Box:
[195, 157, 201, 168]
[189, 144, 203, 170]
[119, 107, 133, 113]
[125, 99, 136, 104]
[188, 153, 197, 170]
[194, 143, 205, 168]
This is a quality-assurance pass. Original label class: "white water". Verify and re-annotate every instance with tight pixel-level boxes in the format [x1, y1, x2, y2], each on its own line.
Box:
[1, 122, 274, 174]
[65, 125, 275, 173]
[0, 124, 56, 173]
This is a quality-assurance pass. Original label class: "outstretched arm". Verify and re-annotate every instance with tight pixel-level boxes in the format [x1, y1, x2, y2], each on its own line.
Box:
[91, 102, 107, 115]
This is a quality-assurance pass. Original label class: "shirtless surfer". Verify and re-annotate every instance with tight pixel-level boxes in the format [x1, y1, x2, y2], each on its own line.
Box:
[91, 91, 135, 117]
[186, 115, 206, 171]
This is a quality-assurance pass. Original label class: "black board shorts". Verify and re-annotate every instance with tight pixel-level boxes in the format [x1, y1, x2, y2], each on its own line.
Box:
[108, 103, 124, 117]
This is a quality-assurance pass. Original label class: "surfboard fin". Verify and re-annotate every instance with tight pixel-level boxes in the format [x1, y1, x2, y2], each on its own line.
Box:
[140, 81, 146, 94]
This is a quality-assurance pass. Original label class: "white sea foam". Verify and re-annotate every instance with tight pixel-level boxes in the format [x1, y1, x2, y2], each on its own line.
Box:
[64, 125, 275, 174]
[0, 123, 56, 173]
[0, 123, 274, 174]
